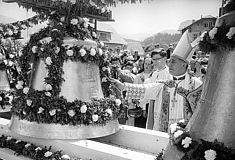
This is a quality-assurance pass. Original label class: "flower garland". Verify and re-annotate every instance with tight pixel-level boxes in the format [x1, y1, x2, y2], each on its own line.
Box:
[199, 22, 235, 53]
[0, 134, 82, 160]
[0, 13, 48, 39]
[13, 0, 112, 21]
[0, 90, 14, 110]
[12, 11, 120, 125]
[12, 89, 122, 125]
[155, 119, 235, 160]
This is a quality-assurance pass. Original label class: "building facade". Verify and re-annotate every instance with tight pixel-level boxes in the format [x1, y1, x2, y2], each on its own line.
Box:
[178, 15, 217, 42]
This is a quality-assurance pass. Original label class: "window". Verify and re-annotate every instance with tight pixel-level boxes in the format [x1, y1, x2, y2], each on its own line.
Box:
[188, 27, 191, 32]
[204, 23, 208, 28]
[193, 34, 198, 40]
[208, 22, 213, 28]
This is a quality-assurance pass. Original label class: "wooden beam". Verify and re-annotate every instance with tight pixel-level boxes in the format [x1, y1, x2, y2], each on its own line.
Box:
[0, 118, 168, 160]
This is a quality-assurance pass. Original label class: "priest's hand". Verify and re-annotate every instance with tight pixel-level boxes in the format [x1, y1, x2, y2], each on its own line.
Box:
[109, 78, 125, 90]
[164, 80, 176, 88]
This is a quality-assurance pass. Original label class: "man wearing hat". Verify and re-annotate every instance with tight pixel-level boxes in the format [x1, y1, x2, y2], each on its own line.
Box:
[110, 30, 202, 131]
[166, 30, 202, 124]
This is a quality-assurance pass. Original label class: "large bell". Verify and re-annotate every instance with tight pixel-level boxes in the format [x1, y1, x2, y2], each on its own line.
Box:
[30, 37, 104, 102]
[0, 45, 11, 113]
[163, 10, 235, 160]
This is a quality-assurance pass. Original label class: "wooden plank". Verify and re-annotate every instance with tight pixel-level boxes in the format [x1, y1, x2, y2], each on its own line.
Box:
[0, 148, 32, 160]
[0, 118, 160, 160]
[93, 125, 169, 155]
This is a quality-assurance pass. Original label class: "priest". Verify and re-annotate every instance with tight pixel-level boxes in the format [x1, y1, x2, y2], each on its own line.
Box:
[110, 30, 202, 131]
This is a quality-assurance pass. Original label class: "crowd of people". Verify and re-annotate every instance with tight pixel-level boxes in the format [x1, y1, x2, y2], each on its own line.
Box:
[102, 32, 209, 132]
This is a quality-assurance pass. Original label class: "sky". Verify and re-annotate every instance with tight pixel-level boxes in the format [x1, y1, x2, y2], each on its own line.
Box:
[0, 0, 222, 40]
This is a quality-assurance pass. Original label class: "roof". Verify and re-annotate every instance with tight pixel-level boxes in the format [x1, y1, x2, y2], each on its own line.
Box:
[126, 40, 145, 56]
[97, 22, 127, 45]
[178, 20, 194, 31]
[0, 15, 16, 24]
[97, 22, 113, 33]
[178, 15, 217, 31]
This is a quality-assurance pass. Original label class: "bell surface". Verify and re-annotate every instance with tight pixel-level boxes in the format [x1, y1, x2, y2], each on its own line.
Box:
[188, 47, 235, 148]
[59, 60, 104, 102]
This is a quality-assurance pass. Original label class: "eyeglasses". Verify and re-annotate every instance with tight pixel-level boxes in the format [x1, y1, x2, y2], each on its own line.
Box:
[152, 57, 164, 61]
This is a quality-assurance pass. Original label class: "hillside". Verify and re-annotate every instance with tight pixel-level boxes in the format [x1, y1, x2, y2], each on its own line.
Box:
[0, 15, 16, 24]
[141, 32, 181, 49]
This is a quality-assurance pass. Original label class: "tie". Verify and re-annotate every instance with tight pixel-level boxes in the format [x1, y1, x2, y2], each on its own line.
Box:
[173, 75, 185, 81]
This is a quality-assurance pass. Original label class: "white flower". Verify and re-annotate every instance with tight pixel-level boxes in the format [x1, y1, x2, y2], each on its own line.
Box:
[179, 119, 185, 123]
[8, 61, 13, 66]
[23, 87, 29, 94]
[209, 28, 218, 39]
[173, 130, 184, 138]
[49, 109, 56, 116]
[26, 99, 32, 106]
[80, 105, 87, 113]
[61, 154, 70, 159]
[90, 48, 96, 56]
[101, 7, 106, 13]
[18, 50, 23, 57]
[45, 84, 52, 91]
[115, 99, 122, 106]
[8, 95, 13, 103]
[170, 123, 178, 133]
[71, 18, 78, 25]
[46, 57, 52, 65]
[70, 0, 76, 4]
[83, 18, 89, 28]
[32, 46, 37, 53]
[80, 48, 86, 56]
[35, 147, 42, 151]
[18, 81, 24, 85]
[44, 151, 53, 157]
[3, 60, 7, 65]
[23, 111, 26, 115]
[8, 30, 13, 35]
[100, 41, 104, 47]
[68, 109, 75, 117]
[102, 77, 107, 82]
[15, 140, 21, 144]
[25, 143, 31, 148]
[52, 29, 58, 32]
[45, 92, 51, 97]
[38, 107, 45, 114]
[92, 32, 97, 38]
[66, 49, 74, 56]
[92, 114, 99, 122]
[16, 84, 23, 89]
[105, 108, 112, 116]
[204, 149, 217, 160]
[6, 136, 13, 141]
[9, 54, 14, 58]
[40, 37, 52, 44]
[226, 27, 235, 39]
[60, 16, 65, 22]
[181, 137, 192, 148]
[40, 47, 44, 51]
[0, 97, 2, 101]
[55, 47, 60, 54]
[98, 48, 103, 55]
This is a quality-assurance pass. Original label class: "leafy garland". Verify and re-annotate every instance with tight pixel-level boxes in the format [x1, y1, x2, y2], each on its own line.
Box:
[0, 134, 83, 160]
[0, 90, 13, 110]
[156, 119, 235, 160]
[13, 0, 112, 21]
[12, 11, 121, 125]
[199, 3, 235, 53]
[0, 41, 19, 110]
[0, 13, 48, 39]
